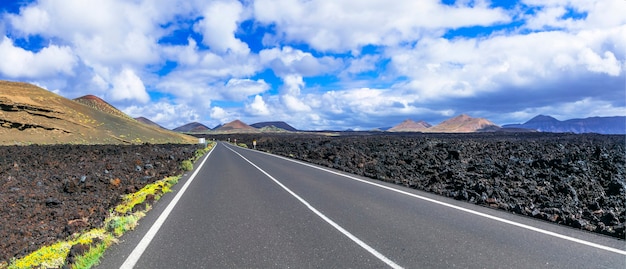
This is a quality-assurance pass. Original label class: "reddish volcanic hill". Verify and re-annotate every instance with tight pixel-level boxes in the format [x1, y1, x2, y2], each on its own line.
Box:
[214, 119, 259, 133]
[173, 122, 211, 133]
[74, 95, 131, 120]
[426, 114, 500, 133]
[388, 119, 432, 132]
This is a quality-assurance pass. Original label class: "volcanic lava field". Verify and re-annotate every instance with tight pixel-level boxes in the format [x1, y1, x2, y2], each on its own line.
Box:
[0, 144, 199, 263]
[203, 132, 625, 239]
[1, 132, 624, 264]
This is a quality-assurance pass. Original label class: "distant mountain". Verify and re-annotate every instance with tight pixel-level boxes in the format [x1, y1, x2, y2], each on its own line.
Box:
[74, 95, 131, 120]
[250, 121, 297, 132]
[0, 80, 197, 145]
[173, 122, 211, 133]
[426, 114, 500, 133]
[388, 119, 432, 132]
[213, 119, 258, 133]
[503, 115, 626, 134]
[134, 117, 166, 129]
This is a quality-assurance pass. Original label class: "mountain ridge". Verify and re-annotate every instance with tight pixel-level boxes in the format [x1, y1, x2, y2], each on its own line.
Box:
[250, 121, 297, 132]
[173, 122, 211, 133]
[503, 115, 625, 134]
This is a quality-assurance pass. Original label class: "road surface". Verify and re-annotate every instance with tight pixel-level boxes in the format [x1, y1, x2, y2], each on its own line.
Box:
[96, 142, 626, 268]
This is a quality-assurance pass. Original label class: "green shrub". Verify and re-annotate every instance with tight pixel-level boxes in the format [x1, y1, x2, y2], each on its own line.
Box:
[181, 160, 193, 171]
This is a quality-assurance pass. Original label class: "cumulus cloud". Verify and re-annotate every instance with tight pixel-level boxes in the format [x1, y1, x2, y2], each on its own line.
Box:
[223, 78, 269, 101]
[0, 36, 76, 78]
[253, 0, 511, 52]
[8, 0, 161, 66]
[195, 0, 250, 55]
[124, 101, 200, 129]
[343, 55, 380, 76]
[522, 0, 626, 30]
[246, 95, 270, 116]
[277, 74, 310, 112]
[259, 46, 342, 77]
[388, 26, 625, 103]
[210, 106, 236, 123]
[110, 68, 150, 103]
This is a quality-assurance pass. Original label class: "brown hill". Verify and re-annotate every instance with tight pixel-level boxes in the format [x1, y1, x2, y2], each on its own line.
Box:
[426, 114, 500, 133]
[388, 119, 432, 132]
[0, 80, 197, 145]
[173, 122, 211, 133]
[213, 119, 259, 133]
[74, 95, 131, 120]
[135, 117, 166, 129]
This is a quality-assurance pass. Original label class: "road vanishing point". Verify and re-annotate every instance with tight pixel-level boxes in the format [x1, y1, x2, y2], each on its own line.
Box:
[96, 142, 625, 268]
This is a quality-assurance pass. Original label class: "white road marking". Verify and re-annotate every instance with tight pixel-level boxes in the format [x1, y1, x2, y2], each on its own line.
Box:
[243, 145, 626, 256]
[120, 145, 216, 269]
[224, 145, 404, 269]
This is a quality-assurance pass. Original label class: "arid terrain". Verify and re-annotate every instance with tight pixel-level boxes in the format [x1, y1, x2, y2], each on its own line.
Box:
[203, 132, 625, 239]
[0, 81, 197, 145]
[0, 144, 199, 264]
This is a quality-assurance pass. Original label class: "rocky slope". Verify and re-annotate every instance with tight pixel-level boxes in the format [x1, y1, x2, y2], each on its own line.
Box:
[229, 132, 625, 239]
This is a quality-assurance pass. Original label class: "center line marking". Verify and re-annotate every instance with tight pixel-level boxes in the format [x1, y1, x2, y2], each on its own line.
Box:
[225, 144, 403, 269]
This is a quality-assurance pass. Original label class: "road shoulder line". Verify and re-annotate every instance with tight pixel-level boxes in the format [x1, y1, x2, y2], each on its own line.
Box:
[120, 144, 216, 269]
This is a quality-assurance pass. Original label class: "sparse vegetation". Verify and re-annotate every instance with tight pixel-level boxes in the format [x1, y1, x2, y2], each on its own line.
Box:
[181, 160, 194, 171]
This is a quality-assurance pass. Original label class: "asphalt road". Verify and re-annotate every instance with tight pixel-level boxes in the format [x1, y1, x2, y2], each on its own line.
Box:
[97, 142, 626, 268]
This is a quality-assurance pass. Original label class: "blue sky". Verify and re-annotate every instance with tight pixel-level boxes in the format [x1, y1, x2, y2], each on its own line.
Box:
[0, 0, 624, 130]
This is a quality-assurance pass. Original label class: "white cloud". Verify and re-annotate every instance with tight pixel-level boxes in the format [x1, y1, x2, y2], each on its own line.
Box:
[259, 46, 342, 77]
[0, 36, 76, 78]
[195, 0, 250, 55]
[110, 68, 150, 103]
[223, 78, 269, 101]
[388, 26, 625, 102]
[253, 0, 511, 52]
[124, 101, 200, 129]
[578, 49, 621, 76]
[246, 95, 270, 116]
[522, 0, 626, 30]
[271, 74, 309, 112]
[210, 106, 236, 123]
[343, 55, 380, 76]
[8, 0, 162, 66]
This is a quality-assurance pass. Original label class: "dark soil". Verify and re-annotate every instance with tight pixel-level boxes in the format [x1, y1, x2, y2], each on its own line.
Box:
[202, 132, 626, 239]
[0, 144, 199, 264]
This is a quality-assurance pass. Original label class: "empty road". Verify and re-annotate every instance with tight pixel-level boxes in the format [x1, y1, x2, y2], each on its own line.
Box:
[97, 142, 626, 268]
